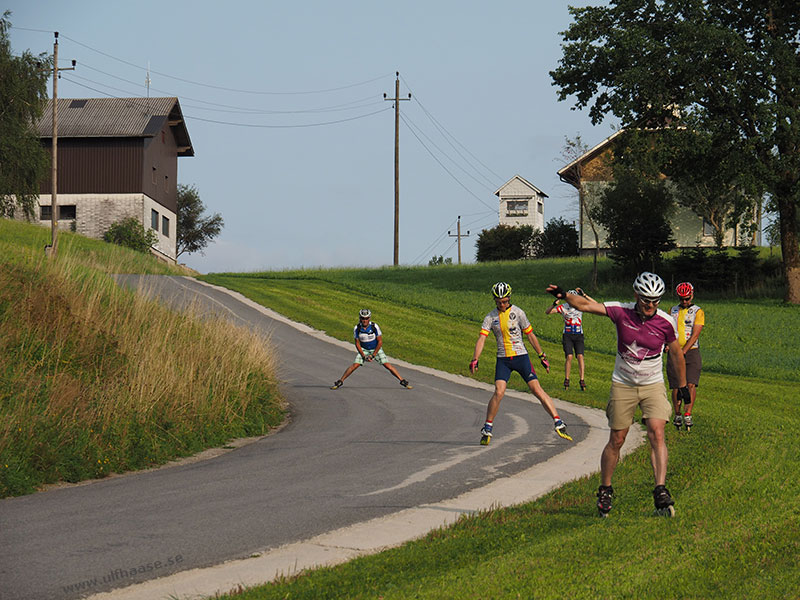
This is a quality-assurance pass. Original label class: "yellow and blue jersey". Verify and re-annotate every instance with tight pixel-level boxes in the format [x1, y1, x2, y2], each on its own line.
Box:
[479, 305, 533, 358]
[669, 304, 705, 349]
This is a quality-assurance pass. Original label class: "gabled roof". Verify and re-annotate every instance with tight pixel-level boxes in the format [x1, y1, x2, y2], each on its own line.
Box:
[35, 97, 194, 157]
[556, 129, 625, 189]
[494, 174, 548, 198]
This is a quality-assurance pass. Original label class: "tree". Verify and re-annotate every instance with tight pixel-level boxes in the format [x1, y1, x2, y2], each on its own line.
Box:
[561, 135, 601, 287]
[591, 168, 675, 275]
[0, 11, 51, 218]
[103, 217, 158, 253]
[176, 183, 223, 258]
[475, 224, 534, 262]
[551, 0, 800, 303]
[532, 217, 579, 258]
[428, 255, 452, 266]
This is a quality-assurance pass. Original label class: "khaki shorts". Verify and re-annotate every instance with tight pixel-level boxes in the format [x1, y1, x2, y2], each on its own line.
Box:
[666, 348, 702, 388]
[607, 381, 671, 430]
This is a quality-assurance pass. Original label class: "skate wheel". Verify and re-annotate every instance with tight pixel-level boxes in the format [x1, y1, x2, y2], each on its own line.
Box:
[655, 505, 675, 517]
[598, 511, 610, 518]
[480, 436, 491, 446]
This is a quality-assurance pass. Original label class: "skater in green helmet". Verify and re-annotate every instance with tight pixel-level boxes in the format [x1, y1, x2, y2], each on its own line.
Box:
[330, 309, 411, 390]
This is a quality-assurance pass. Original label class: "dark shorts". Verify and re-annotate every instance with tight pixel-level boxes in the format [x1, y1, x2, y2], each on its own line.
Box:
[667, 348, 702, 388]
[494, 355, 537, 383]
[562, 333, 585, 357]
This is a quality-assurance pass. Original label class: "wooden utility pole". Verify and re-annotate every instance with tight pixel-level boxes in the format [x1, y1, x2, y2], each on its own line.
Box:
[384, 72, 410, 266]
[45, 32, 75, 257]
[448, 215, 470, 265]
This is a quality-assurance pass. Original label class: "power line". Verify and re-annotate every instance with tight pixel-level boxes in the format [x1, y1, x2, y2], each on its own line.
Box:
[62, 76, 392, 128]
[399, 113, 496, 212]
[57, 33, 392, 96]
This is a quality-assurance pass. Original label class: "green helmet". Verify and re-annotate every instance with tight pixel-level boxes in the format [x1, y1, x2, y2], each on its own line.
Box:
[491, 282, 512, 298]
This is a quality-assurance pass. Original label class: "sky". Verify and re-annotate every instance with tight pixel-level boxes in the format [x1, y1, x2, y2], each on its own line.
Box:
[6, 0, 617, 273]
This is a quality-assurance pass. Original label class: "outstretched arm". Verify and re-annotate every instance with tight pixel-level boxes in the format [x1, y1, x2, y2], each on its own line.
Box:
[470, 334, 487, 373]
[546, 285, 607, 316]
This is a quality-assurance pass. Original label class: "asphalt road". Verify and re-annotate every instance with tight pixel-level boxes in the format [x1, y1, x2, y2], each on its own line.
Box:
[0, 276, 589, 600]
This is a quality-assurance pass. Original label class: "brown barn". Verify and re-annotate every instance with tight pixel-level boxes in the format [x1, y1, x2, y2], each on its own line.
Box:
[34, 97, 194, 262]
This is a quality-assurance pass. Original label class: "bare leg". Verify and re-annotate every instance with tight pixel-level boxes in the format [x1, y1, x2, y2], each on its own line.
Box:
[564, 354, 573, 381]
[646, 419, 668, 485]
[600, 428, 629, 486]
[527, 379, 560, 419]
[577, 354, 585, 380]
[338, 363, 360, 382]
[485, 380, 508, 423]
[382, 362, 403, 381]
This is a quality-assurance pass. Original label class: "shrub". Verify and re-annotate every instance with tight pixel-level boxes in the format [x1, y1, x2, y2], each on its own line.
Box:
[103, 217, 158, 253]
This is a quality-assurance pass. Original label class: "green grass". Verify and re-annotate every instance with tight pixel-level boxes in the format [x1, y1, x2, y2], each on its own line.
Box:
[0, 219, 284, 496]
[200, 260, 800, 600]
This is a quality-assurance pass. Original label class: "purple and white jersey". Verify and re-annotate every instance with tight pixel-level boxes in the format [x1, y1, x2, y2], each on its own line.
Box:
[604, 302, 678, 386]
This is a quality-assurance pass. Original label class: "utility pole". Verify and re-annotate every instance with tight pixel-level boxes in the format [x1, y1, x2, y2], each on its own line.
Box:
[448, 215, 470, 265]
[384, 72, 411, 266]
[45, 31, 76, 258]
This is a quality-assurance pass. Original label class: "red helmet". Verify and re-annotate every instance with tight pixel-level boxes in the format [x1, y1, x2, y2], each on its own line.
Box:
[676, 282, 694, 298]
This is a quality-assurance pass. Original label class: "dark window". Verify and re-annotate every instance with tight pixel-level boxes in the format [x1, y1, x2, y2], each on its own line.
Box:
[506, 200, 529, 217]
[703, 218, 714, 237]
[151, 209, 159, 230]
[152, 167, 157, 184]
[39, 205, 76, 220]
[69, 99, 87, 108]
[162, 216, 169, 237]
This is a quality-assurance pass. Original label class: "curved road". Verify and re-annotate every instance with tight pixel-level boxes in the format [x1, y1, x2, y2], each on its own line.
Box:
[0, 276, 634, 600]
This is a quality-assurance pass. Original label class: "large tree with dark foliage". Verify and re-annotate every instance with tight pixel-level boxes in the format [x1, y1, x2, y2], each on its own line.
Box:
[532, 217, 579, 258]
[0, 11, 50, 218]
[551, 0, 800, 303]
[591, 168, 675, 274]
[176, 184, 223, 258]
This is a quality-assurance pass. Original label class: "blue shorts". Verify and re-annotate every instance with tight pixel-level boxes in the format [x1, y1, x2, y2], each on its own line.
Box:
[494, 355, 537, 383]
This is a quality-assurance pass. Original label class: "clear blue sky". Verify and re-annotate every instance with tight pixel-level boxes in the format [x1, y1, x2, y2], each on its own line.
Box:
[6, 0, 616, 273]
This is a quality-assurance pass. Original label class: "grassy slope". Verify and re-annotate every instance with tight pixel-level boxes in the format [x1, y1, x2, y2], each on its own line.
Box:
[201, 260, 800, 600]
[0, 219, 284, 496]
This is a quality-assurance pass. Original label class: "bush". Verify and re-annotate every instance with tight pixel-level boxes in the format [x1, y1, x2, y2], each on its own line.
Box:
[103, 217, 158, 253]
[476, 225, 535, 262]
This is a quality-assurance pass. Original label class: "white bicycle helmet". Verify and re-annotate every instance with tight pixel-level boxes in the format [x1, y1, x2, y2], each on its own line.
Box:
[632, 272, 665, 299]
[359, 308, 371, 319]
[491, 282, 512, 298]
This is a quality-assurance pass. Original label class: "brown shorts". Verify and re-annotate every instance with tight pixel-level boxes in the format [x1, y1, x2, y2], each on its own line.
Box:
[666, 348, 702, 388]
[607, 381, 671, 430]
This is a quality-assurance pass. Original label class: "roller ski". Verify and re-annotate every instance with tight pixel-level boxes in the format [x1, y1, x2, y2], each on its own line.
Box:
[479, 423, 493, 446]
[653, 485, 675, 517]
[399, 378, 413, 389]
[596, 485, 613, 518]
[682, 414, 693, 432]
[554, 419, 573, 441]
[330, 379, 344, 390]
[672, 414, 683, 431]
[579, 379, 586, 391]
[563, 378, 570, 391]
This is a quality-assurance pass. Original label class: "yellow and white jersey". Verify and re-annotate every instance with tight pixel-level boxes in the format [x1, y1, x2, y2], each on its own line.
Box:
[479, 305, 533, 358]
[669, 303, 705, 349]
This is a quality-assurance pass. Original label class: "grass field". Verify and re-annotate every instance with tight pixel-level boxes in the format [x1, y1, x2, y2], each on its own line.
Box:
[201, 261, 800, 600]
[0, 219, 285, 497]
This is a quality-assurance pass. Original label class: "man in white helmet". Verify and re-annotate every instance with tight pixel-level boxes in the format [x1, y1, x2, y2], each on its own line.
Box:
[470, 282, 572, 445]
[547, 272, 690, 517]
[330, 309, 412, 390]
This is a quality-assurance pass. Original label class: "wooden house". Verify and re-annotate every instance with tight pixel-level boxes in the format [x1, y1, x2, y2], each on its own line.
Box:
[33, 97, 194, 262]
[557, 130, 754, 255]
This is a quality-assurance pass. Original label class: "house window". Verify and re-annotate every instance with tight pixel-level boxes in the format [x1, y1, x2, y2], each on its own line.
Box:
[702, 218, 714, 237]
[151, 209, 159, 230]
[537, 202, 544, 214]
[40, 205, 76, 220]
[152, 167, 157, 184]
[506, 200, 529, 216]
[162, 216, 169, 237]
[164, 175, 169, 193]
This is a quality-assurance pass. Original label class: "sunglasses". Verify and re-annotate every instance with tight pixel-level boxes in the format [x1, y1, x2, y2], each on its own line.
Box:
[639, 297, 661, 306]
